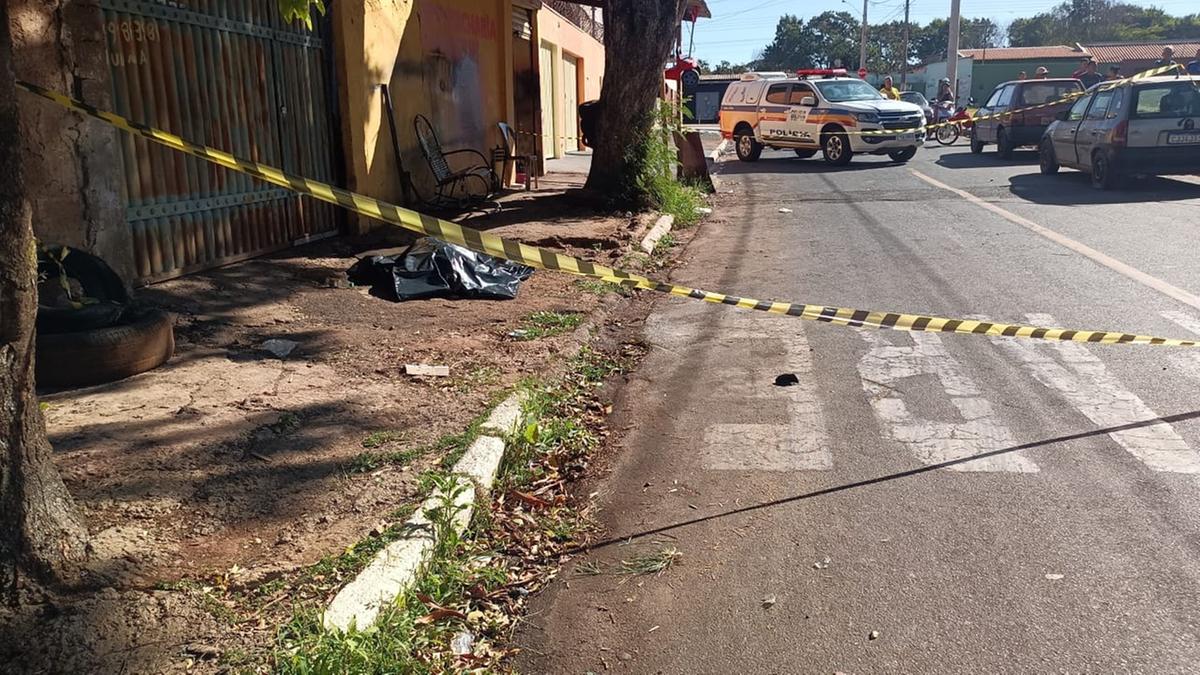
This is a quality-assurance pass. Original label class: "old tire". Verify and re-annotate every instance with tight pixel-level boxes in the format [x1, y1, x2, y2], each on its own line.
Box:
[997, 127, 1015, 160]
[793, 148, 818, 159]
[735, 131, 762, 162]
[888, 147, 918, 163]
[821, 130, 853, 166]
[970, 134, 984, 154]
[36, 308, 174, 390]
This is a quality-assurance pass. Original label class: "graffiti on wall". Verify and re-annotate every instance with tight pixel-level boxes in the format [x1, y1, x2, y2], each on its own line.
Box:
[418, 1, 499, 151]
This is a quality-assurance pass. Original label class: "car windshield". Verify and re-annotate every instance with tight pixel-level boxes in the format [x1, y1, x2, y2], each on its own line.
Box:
[815, 80, 885, 102]
[1132, 82, 1200, 119]
[900, 92, 929, 106]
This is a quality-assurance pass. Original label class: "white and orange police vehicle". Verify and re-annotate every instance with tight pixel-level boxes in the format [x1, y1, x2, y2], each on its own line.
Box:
[719, 69, 926, 165]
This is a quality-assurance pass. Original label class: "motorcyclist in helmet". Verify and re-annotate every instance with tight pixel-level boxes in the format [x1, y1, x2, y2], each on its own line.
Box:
[936, 78, 955, 104]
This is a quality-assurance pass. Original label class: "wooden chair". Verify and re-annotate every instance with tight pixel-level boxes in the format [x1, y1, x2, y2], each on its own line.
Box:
[413, 114, 498, 207]
[492, 122, 538, 190]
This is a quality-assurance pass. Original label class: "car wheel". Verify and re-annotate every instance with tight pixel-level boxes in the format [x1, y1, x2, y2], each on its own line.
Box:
[997, 127, 1014, 159]
[887, 147, 918, 163]
[1091, 150, 1117, 190]
[970, 134, 984, 154]
[821, 130, 853, 166]
[1039, 140, 1060, 175]
[735, 131, 762, 162]
[793, 148, 817, 159]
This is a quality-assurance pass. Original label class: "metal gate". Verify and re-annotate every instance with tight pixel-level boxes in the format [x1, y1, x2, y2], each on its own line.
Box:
[100, 0, 340, 283]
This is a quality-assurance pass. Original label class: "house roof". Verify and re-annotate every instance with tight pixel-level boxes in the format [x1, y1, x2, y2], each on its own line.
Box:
[1084, 40, 1200, 63]
[957, 45, 1085, 61]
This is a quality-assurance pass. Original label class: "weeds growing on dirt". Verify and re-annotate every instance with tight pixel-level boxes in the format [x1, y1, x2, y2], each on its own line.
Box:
[511, 310, 584, 341]
[575, 279, 634, 297]
[361, 430, 408, 449]
[257, 348, 640, 673]
[638, 100, 708, 228]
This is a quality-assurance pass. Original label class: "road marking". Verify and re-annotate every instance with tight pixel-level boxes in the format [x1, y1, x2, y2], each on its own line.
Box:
[910, 169, 1200, 312]
[857, 330, 1038, 473]
[1161, 311, 1200, 380]
[644, 305, 833, 472]
[988, 312, 1200, 473]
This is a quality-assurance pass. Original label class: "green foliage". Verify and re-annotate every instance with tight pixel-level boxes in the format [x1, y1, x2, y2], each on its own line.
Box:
[755, 12, 1000, 72]
[511, 311, 584, 341]
[1007, 0, 1200, 46]
[277, 0, 325, 28]
[636, 101, 707, 227]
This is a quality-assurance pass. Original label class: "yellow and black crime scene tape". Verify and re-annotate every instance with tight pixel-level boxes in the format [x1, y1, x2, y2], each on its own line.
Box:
[17, 80, 1200, 347]
[845, 63, 1189, 137]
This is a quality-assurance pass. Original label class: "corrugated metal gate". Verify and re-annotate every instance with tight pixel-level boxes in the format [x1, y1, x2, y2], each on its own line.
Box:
[100, 0, 340, 283]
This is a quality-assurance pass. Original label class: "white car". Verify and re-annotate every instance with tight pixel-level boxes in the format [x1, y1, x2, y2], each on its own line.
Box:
[719, 69, 926, 165]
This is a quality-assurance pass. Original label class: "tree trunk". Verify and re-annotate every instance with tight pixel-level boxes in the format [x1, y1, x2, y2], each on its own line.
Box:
[0, 2, 89, 593]
[584, 0, 687, 205]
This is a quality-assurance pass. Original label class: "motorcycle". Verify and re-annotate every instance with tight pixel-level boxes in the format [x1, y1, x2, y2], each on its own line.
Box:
[932, 99, 976, 146]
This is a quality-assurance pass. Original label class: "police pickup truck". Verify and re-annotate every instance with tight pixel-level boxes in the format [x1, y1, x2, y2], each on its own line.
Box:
[719, 69, 925, 165]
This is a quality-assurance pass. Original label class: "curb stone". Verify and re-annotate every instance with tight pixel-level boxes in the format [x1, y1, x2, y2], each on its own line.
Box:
[640, 214, 675, 255]
[322, 391, 525, 632]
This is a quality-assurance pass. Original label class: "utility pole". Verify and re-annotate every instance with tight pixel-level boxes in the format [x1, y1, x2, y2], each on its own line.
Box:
[859, 0, 868, 72]
[901, 0, 910, 87]
[947, 0, 962, 99]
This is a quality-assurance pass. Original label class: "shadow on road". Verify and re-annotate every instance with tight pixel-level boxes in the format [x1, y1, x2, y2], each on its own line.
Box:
[935, 147, 1039, 168]
[1008, 172, 1200, 205]
[571, 408, 1200, 552]
[718, 153, 903, 176]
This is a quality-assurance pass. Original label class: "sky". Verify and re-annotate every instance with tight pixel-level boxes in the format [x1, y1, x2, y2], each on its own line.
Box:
[689, 0, 1200, 65]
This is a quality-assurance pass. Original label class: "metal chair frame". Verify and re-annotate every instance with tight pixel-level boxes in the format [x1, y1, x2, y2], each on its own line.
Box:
[413, 114, 498, 207]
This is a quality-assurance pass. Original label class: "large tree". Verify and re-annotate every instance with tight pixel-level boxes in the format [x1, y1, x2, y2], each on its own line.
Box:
[1007, 0, 1200, 46]
[0, 0, 90, 592]
[585, 0, 688, 206]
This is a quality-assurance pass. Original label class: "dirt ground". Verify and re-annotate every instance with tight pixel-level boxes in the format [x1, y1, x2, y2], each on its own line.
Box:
[3, 175, 661, 674]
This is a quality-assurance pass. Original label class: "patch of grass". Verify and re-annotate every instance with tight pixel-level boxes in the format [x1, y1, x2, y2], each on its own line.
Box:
[573, 560, 605, 577]
[638, 100, 709, 228]
[362, 430, 408, 449]
[270, 475, 486, 675]
[271, 412, 301, 435]
[511, 310, 584, 341]
[619, 547, 682, 576]
[457, 364, 502, 392]
[346, 447, 423, 474]
[652, 232, 678, 258]
[574, 279, 634, 298]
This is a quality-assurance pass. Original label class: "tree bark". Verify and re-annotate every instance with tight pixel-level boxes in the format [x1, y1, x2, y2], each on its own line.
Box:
[584, 0, 687, 206]
[0, 2, 89, 593]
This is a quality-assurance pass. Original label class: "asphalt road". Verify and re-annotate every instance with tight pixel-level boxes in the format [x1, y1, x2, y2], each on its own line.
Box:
[517, 141, 1200, 674]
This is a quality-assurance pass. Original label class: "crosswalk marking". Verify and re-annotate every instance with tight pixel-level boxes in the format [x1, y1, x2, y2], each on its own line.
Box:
[1161, 311, 1200, 381]
[857, 330, 1039, 473]
[643, 306, 833, 472]
[987, 313, 1200, 474]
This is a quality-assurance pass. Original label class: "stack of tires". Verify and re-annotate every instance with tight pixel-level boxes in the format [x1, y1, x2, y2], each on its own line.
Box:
[37, 246, 174, 390]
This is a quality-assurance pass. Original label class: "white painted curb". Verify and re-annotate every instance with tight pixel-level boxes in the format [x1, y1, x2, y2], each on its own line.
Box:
[322, 391, 525, 632]
[640, 214, 675, 255]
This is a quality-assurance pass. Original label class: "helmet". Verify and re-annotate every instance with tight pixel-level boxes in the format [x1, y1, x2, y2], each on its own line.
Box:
[939, 77, 951, 85]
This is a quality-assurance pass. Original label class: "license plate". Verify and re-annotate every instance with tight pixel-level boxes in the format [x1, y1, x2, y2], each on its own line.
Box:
[1167, 132, 1200, 144]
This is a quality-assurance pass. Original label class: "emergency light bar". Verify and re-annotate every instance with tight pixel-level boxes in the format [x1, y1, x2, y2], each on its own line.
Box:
[796, 68, 848, 78]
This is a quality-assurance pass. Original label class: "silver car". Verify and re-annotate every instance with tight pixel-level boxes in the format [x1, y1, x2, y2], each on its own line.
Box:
[1039, 75, 1200, 189]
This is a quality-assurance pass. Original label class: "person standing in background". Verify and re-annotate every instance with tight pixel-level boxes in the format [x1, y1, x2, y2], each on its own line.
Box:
[1156, 45, 1176, 68]
[1078, 59, 1103, 88]
[1035, 66, 1049, 79]
[1187, 48, 1200, 75]
[879, 76, 901, 100]
[1107, 65, 1122, 80]
[1017, 71, 1028, 80]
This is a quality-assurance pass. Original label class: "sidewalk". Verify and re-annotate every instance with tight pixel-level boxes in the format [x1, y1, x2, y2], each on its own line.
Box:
[15, 172, 647, 674]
